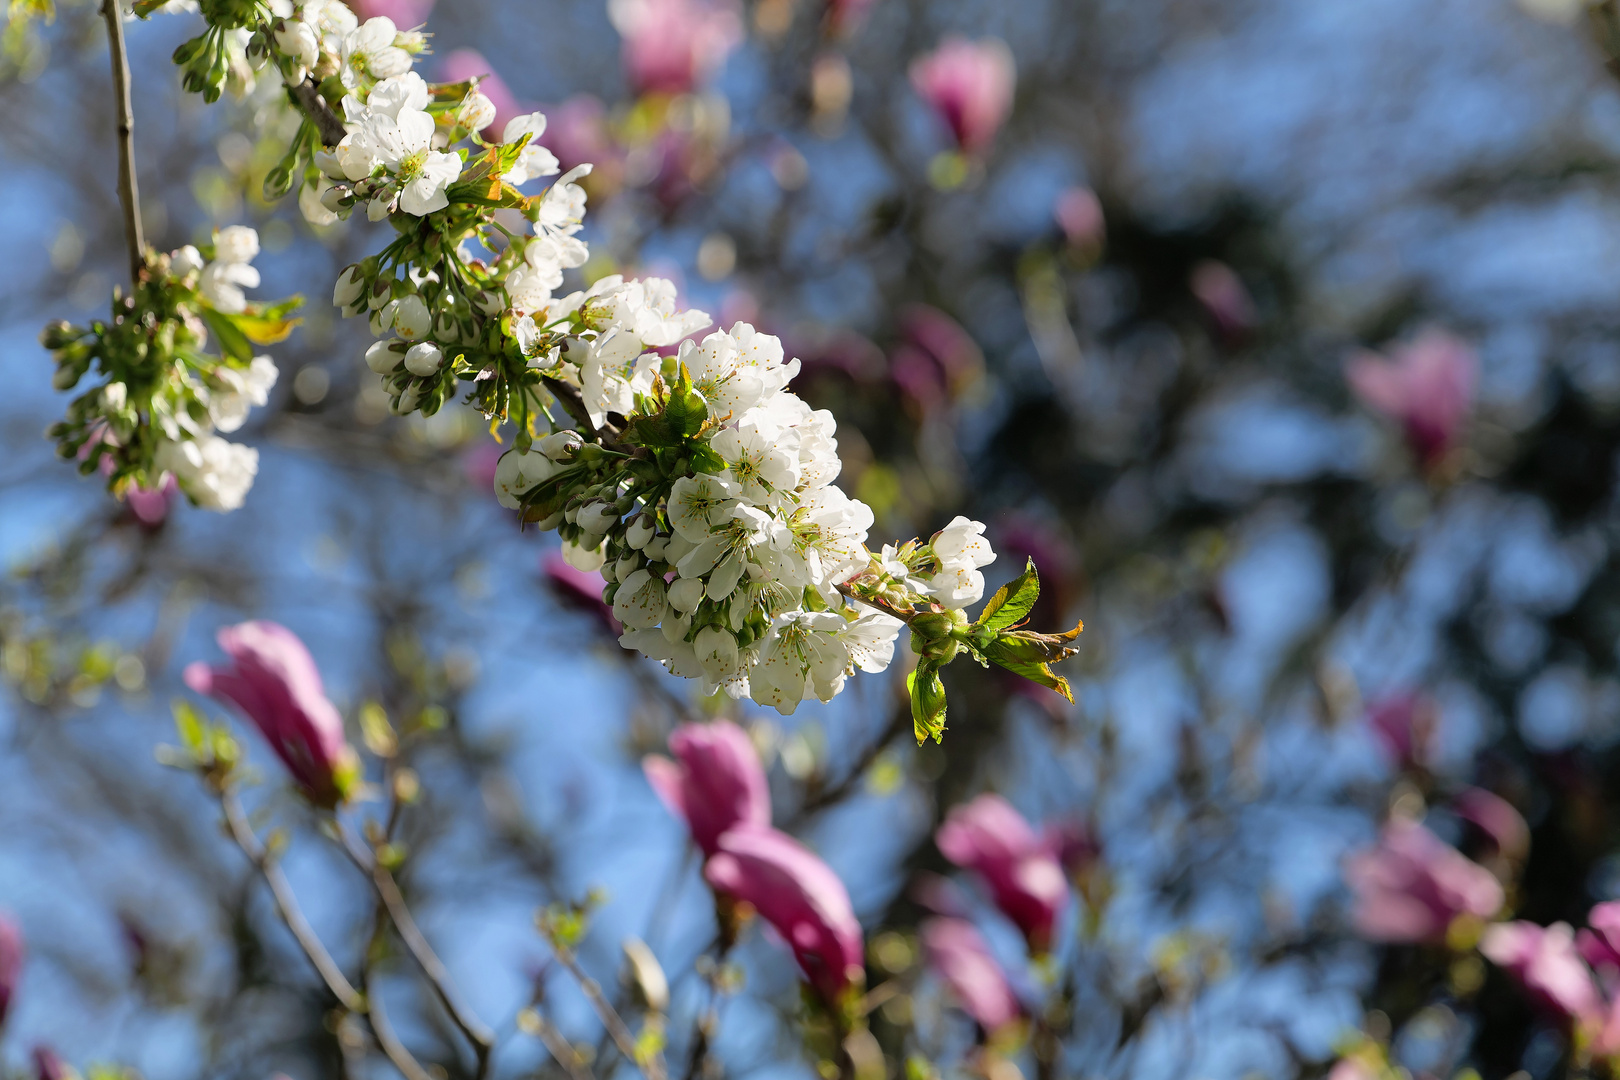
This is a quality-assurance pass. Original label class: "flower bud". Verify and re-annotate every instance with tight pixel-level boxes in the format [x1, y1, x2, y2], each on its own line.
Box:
[625, 514, 656, 549]
[333, 264, 366, 308]
[562, 536, 607, 572]
[576, 500, 619, 534]
[393, 381, 423, 414]
[38, 320, 76, 350]
[365, 339, 405, 373]
[274, 18, 319, 68]
[171, 245, 205, 278]
[458, 90, 496, 132]
[393, 294, 431, 339]
[103, 381, 127, 411]
[404, 341, 444, 376]
[474, 289, 504, 316]
[668, 576, 706, 613]
[615, 551, 642, 579]
[642, 534, 669, 561]
[185, 621, 361, 808]
[539, 429, 583, 461]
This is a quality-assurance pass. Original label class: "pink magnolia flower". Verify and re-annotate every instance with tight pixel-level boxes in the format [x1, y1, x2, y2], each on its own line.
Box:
[936, 794, 1070, 952]
[1481, 921, 1603, 1021]
[541, 553, 619, 636]
[607, 0, 743, 97]
[184, 621, 360, 809]
[438, 50, 523, 139]
[909, 37, 1016, 155]
[1346, 328, 1477, 468]
[1342, 819, 1503, 943]
[921, 917, 1020, 1032]
[1453, 787, 1529, 861]
[704, 827, 864, 1004]
[348, 0, 433, 26]
[1578, 901, 1620, 977]
[0, 914, 21, 1025]
[643, 721, 771, 855]
[1054, 186, 1105, 252]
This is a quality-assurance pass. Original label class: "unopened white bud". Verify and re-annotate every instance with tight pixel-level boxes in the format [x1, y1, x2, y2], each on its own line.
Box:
[393, 294, 431, 339]
[576, 500, 618, 534]
[625, 514, 655, 549]
[668, 576, 705, 613]
[393, 381, 422, 414]
[333, 264, 366, 307]
[404, 341, 444, 376]
[172, 245, 204, 278]
[366, 339, 405, 373]
[275, 19, 319, 68]
[615, 551, 642, 579]
[539, 430, 582, 461]
[642, 534, 669, 561]
[103, 381, 128, 411]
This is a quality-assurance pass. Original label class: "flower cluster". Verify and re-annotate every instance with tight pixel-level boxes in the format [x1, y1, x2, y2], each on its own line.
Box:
[43, 227, 297, 511]
[75, 0, 1084, 730]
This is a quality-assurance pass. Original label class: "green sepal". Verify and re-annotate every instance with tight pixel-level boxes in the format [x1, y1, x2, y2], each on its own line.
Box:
[907, 661, 947, 745]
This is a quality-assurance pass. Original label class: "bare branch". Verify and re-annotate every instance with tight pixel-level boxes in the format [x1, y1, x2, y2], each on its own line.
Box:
[288, 77, 348, 146]
[220, 791, 364, 1013]
[100, 0, 144, 283]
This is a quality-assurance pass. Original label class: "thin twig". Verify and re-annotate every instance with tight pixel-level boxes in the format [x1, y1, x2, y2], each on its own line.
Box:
[335, 820, 496, 1076]
[526, 1008, 598, 1080]
[288, 77, 348, 146]
[546, 937, 666, 1080]
[363, 910, 438, 1080]
[100, 0, 144, 282]
[219, 791, 364, 1012]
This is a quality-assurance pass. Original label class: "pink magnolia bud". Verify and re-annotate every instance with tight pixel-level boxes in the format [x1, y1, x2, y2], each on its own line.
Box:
[644, 721, 770, 856]
[704, 827, 864, 1004]
[184, 621, 360, 809]
[921, 918, 1020, 1032]
[607, 0, 743, 97]
[1342, 819, 1503, 944]
[1346, 328, 1477, 468]
[1481, 921, 1603, 1022]
[1054, 186, 1105, 252]
[1189, 259, 1257, 342]
[127, 474, 178, 527]
[438, 50, 522, 138]
[908, 37, 1016, 155]
[0, 914, 22, 1026]
[936, 794, 1070, 953]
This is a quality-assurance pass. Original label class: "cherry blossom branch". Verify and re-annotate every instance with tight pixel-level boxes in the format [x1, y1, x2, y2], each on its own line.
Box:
[335, 820, 496, 1077]
[219, 791, 364, 1012]
[288, 77, 348, 146]
[100, 0, 144, 282]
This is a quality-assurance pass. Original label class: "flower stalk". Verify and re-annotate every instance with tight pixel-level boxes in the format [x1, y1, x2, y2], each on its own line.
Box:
[100, 0, 144, 283]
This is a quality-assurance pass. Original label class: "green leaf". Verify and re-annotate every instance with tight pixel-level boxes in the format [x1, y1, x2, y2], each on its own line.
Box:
[980, 622, 1085, 705]
[688, 443, 726, 474]
[975, 557, 1040, 634]
[200, 308, 254, 363]
[233, 311, 304, 345]
[907, 661, 947, 745]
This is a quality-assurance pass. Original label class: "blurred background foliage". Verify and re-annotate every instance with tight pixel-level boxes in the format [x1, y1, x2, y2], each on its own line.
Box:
[6, 0, 1620, 1076]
